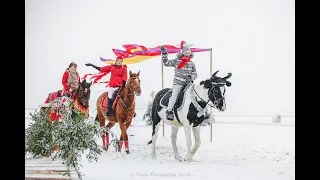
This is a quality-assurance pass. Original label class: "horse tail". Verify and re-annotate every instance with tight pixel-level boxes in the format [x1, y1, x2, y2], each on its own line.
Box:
[147, 88, 170, 145]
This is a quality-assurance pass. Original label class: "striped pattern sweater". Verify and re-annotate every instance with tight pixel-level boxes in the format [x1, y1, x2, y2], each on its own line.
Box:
[162, 54, 198, 86]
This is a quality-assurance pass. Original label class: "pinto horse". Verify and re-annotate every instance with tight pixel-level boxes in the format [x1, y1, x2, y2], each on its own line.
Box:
[41, 79, 92, 122]
[148, 70, 232, 162]
[96, 70, 141, 154]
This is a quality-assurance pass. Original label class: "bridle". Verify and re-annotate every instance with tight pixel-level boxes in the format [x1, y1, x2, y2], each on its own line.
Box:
[192, 82, 225, 109]
[128, 76, 140, 95]
[74, 84, 90, 108]
[117, 76, 140, 111]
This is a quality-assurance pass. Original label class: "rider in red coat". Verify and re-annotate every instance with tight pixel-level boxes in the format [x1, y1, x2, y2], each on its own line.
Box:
[62, 62, 80, 97]
[85, 56, 127, 117]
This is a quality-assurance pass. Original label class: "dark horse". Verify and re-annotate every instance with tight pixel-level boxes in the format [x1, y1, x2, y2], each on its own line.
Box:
[96, 70, 141, 154]
[40, 79, 92, 122]
[148, 70, 232, 162]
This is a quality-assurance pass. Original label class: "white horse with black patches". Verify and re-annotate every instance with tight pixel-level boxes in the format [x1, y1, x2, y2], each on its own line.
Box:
[147, 70, 232, 162]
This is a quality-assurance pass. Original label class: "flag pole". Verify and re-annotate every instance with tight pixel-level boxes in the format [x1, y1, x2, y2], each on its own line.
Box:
[209, 48, 213, 143]
[162, 63, 165, 137]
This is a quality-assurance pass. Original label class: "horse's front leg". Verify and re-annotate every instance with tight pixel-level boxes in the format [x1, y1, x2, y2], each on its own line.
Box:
[171, 127, 181, 161]
[103, 122, 115, 151]
[183, 124, 193, 162]
[119, 121, 130, 154]
[191, 126, 201, 157]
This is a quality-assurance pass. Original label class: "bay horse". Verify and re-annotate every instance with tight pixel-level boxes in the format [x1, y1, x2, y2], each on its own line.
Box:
[41, 79, 92, 122]
[96, 70, 141, 154]
[148, 70, 232, 162]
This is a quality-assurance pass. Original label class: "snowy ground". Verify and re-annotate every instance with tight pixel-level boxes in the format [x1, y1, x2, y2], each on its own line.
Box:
[25, 110, 295, 180]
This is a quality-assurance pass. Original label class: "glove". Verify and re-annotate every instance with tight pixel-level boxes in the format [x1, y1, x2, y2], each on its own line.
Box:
[160, 46, 168, 57]
[186, 75, 193, 84]
[85, 63, 100, 71]
[121, 80, 126, 89]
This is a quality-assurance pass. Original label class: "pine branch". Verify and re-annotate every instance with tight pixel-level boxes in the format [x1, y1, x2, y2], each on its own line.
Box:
[25, 97, 103, 180]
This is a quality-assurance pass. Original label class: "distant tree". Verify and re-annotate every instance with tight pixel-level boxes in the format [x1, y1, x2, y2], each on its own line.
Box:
[142, 101, 153, 126]
[201, 107, 215, 126]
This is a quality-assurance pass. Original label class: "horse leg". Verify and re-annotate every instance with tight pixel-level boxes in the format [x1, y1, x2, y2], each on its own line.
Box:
[151, 122, 160, 159]
[183, 124, 193, 162]
[123, 120, 132, 154]
[97, 112, 108, 151]
[171, 126, 181, 161]
[103, 122, 115, 151]
[119, 122, 128, 153]
[191, 126, 201, 157]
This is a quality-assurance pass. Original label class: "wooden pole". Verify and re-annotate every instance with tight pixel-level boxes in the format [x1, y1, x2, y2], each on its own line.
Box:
[162, 63, 165, 137]
[210, 48, 213, 143]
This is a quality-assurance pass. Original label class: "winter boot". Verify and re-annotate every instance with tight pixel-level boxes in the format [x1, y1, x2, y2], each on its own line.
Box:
[104, 98, 113, 117]
[166, 110, 174, 120]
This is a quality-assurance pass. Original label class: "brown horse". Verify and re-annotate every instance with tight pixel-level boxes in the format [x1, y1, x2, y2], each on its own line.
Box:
[96, 70, 141, 154]
[41, 79, 92, 122]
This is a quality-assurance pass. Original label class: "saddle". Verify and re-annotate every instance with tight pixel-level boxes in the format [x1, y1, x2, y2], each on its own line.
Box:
[159, 85, 188, 111]
[101, 89, 121, 110]
[45, 90, 75, 103]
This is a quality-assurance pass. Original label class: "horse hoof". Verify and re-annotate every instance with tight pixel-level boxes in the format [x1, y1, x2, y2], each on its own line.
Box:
[126, 151, 130, 154]
[151, 154, 157, 159]
[175, 156, 183, 162]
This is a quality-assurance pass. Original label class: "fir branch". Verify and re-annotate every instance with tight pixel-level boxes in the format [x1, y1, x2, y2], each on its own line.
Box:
[25, 97, 103, 179]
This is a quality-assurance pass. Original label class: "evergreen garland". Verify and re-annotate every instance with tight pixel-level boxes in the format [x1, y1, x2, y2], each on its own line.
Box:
[25, 97, 103, 179]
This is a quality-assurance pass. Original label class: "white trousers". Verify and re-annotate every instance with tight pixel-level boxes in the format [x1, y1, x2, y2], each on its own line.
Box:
[106, 87, 119, 99]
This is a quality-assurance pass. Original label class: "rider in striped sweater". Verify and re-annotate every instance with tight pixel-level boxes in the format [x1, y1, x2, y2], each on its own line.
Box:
[161, 41, 198, 120]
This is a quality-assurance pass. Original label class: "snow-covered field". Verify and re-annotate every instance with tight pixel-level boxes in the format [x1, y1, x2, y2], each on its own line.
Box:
[25, 109, 295, 180]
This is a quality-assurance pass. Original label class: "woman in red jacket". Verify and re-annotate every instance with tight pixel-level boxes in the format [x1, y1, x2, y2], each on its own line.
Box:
[85, 56, 127, 117]
[62, 62, 80, 96]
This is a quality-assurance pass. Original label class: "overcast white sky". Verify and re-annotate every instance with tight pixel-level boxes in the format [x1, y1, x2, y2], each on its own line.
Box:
[25, 0, 294, 113]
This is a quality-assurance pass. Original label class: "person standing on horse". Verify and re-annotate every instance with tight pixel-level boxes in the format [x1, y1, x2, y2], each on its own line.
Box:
[160, 41, 198, 120]
[62, 62, 80, 97]
[85, 56, 127, 117]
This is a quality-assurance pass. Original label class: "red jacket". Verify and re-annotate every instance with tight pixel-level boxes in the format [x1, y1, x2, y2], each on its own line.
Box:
[100, 64, 127, 87]
[62, 70, 80, 90]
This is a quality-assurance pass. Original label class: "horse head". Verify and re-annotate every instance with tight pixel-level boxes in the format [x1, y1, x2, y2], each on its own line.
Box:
[76, 79, 92, 108]
[200, 70, 232, 111]
[127, 70, 141, 96]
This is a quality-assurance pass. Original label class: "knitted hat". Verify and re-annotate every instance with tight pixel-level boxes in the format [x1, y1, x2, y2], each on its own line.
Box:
[179, 41, 193, 54]
[116, 56, 123, 61]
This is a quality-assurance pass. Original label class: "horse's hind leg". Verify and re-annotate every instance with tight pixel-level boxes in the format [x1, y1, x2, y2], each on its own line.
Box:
[191, 126, 201, 157]
[150, 121, 161, 159]
[171, 127, 181, 161]
[103, 122, 115, 151]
